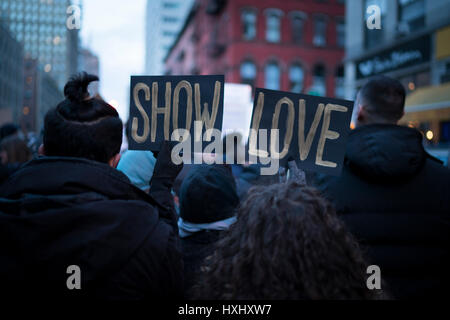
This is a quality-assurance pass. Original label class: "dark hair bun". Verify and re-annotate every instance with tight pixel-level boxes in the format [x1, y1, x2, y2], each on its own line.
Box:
[64, 72, 99, 102]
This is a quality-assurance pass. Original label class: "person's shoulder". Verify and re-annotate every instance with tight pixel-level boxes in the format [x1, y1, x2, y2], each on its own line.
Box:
[423, 155, 450, 178]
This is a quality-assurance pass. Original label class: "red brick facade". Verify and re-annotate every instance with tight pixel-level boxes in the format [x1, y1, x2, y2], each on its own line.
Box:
[165, 0, 345, 98]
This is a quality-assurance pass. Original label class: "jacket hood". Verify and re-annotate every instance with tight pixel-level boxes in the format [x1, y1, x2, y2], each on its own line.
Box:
[346, 124, 429, 182]
[0, 157, 160, 293]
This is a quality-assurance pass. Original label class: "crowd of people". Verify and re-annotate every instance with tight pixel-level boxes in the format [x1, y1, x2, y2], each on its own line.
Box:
[0, 72, 448, 300]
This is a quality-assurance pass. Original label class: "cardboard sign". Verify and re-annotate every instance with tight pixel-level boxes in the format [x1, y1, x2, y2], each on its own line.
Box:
[248, 88, 354, 176]
[128, 75, 224, 151]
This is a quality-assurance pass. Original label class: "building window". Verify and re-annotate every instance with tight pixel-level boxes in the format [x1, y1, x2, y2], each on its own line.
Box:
[398, 0, 425, 34]
[313, 16, 327, 47]
[336, 18, 345, 48]
[364, 0, 386, 49]
[240, 60, 257, 87]
[241, 9, 257, 40]
[289, 64, 304, 93]
[162, 16, 179, 23]
[162, 30, 177, 37]
[335, 65, 345, 98]
[312, 64, 326, 96]
[265, 61, 280, 90]
[265, 9, 282, 43]
[163, 2, 179, 9]
[290, 12, 306, 44]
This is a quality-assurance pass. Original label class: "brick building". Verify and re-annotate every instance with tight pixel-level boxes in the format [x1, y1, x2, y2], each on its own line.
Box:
[165, 0, 345, 98]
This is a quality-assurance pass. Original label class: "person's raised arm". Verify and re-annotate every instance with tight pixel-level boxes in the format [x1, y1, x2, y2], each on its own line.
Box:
[149, 141, 183, 231]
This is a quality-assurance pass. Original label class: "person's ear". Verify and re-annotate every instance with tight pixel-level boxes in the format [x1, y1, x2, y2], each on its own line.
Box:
[357, 105, 367, 124]
[38, 144, 45, 156]
[108, 153, 121, 168]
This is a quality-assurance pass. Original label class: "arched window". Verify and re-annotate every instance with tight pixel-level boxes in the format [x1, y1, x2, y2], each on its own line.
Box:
[265, 61, 280, 90]
[290, 11, 307, 44]
[240, 60, 257, 87]
[313, 15, 327, 47]
[241, 9, 257, 40]
[312, 64, 326, 96]
[289, 64, 304, 93]
[335, 65, 345, 98]
[336, 18, 345, 48]
[265, 9, 283, 43]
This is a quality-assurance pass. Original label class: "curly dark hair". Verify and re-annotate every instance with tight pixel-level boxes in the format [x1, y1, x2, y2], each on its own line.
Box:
[193, 181, 387, 300]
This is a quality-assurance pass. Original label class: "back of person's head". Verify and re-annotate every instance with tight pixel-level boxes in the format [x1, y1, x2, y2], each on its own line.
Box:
[357, 76, 405, 125]
[0, 135, 32, 164]
[179, 164, 239, 224]
[42, 72, 122, 163]
[0, 123, 19, 142]
[193, 181, 387, 300]
[125, 119, 132, 145]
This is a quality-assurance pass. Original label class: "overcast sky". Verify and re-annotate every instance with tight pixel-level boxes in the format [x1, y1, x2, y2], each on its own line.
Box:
[80, 0, 147, 121]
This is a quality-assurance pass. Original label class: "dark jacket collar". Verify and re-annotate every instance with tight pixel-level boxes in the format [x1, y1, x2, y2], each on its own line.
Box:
[345, 124, 430, 181]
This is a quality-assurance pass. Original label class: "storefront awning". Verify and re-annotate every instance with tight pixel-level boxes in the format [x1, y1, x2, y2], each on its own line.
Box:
[405, 83, 450, 113]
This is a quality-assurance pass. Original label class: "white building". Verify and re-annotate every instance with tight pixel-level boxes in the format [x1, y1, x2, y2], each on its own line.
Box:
[145, 0, 194, 75]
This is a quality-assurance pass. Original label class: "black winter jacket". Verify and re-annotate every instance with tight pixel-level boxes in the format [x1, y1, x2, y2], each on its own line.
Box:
[0, 157, 183, 300]
[314, 124, 450, 299]
[181, 230, 223, 297]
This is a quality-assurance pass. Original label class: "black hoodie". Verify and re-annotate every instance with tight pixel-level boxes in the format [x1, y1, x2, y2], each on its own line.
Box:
[314, 124, 450, 299]
[0, 157, 183, 300]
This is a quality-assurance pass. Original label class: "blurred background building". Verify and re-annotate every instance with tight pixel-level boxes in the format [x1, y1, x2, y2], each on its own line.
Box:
[0, 0, 80, 89]
[22, 58, 63, 132]
[0, 0, 83, 133]
[345, 0, 450, 148]
[164, 0, 346, 98]
[145, 0, 195, 75]
[0, 20, 23, 127]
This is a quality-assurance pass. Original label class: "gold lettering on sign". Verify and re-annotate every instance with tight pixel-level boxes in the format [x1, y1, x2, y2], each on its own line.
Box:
[194, 81, 221, 141]
[270, 97, 294, 159]
[131, 82, 150, 143]
[173, 80, 193, 141]
[151, 82, 171, 142]
[316, 104, 348, 167]
[248, 92, 269, 158]
[298, 101, 325, 161]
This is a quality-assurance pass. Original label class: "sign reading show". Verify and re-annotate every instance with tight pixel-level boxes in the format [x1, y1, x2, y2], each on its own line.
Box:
[128, 75, 224, 151]
[248, 88, 354, 176]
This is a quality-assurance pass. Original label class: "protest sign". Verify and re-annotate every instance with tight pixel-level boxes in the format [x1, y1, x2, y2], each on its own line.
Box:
[128, 75, 224, 151]
[248, 88, 354, 176]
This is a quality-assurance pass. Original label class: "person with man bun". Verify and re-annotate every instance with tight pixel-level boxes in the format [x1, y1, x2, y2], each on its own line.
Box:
[0, 73, 184, 300]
